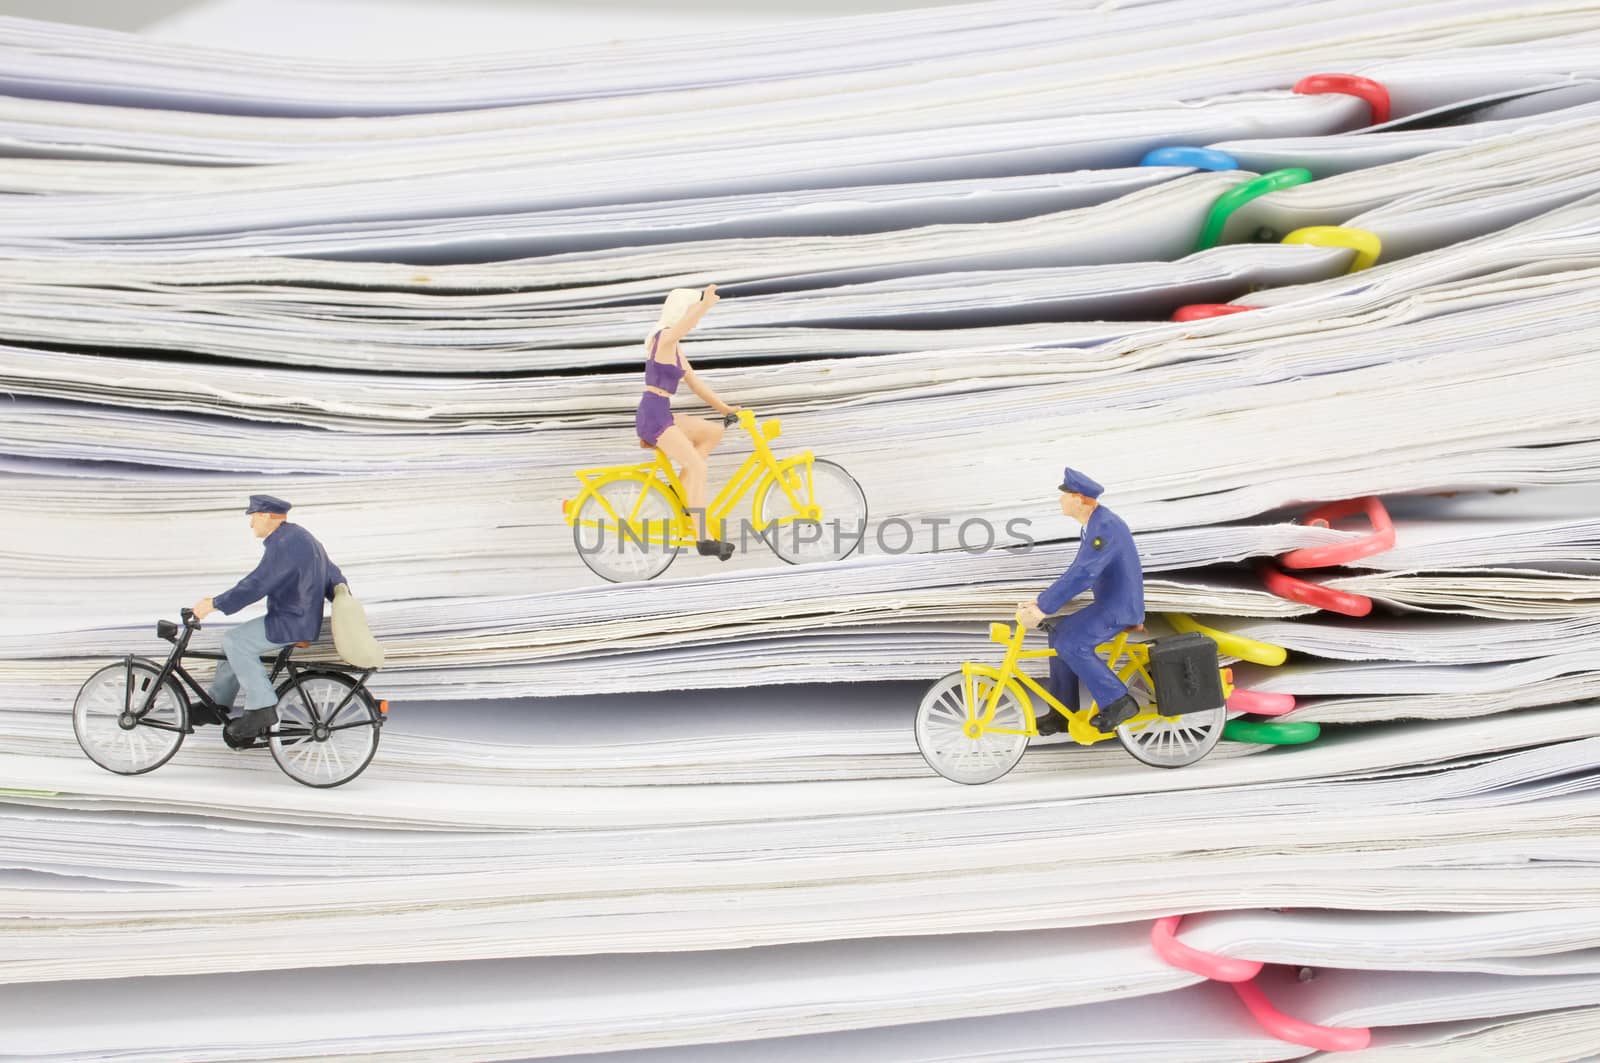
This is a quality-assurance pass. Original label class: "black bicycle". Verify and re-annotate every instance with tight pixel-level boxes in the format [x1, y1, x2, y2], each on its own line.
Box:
[72, 607, 386, 788]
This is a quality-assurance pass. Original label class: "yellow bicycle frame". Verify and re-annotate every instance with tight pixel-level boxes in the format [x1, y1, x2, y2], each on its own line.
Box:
[563, 410, 820, 547]
[963, 620, 1234, 746]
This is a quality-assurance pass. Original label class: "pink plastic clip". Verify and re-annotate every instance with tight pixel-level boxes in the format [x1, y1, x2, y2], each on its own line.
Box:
[1256, 561, 1374, 617]
[1277, 496, 1395, 569]
[1293, 73, 1392, 125]
[1151, 916, 1263, 982]
[1152, 916, 1372, 1053]
[1172, 303, 1261, 322]
[1232, 980, 1373, 1052]
[1226, 688, 1296, 716]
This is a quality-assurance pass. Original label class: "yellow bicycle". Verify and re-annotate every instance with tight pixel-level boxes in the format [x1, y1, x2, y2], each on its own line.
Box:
[562, 409, 867, 582]
[915, 615, 1234, 784]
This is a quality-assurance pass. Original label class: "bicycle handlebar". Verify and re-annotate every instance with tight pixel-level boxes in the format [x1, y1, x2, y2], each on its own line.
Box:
[180, 607, 201, 629]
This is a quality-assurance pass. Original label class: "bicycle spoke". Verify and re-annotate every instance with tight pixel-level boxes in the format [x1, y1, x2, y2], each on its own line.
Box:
[625, 486, 652, 524]
[916, 672, 1029, 785]
[593, 490, 626, 524]
[266, 675, 377, 786]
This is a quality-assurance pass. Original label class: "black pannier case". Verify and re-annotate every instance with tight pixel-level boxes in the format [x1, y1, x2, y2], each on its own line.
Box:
[1148, 632, 1224, 716]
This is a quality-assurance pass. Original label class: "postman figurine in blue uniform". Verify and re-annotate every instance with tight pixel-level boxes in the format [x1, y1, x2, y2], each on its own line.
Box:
[1017, 468, 1145, 735]
[191, 495, 347, 746]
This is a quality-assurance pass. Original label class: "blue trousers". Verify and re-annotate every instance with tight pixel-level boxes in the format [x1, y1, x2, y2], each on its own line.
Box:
[207, 616, 288, 712]
[1047, 607, 1131, 714]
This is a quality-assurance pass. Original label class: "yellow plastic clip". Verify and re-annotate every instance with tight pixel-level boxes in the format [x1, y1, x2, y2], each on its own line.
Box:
[1163, 613, 1288, 667]
[1281, 226, 1382, 273]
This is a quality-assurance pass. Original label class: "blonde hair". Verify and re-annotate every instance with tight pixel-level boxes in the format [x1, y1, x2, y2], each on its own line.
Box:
[654, 288, 702, 332]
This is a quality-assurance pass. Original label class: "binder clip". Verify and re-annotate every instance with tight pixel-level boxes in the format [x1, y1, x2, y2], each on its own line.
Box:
[1255, 562, 1375, 617]
[1279, 496, 1396, 567]
[1171, 303, 1261, 322]
[1293, 73, 1392, 125]
[1152, 915, 1373, 1052]
[1227, 496, 1399, 744]
[1281, 226, 1382, 272]
[1195, 168, 1314, 250]
[1163, 614, 1313, 745]
[1140, 146, 1240, 171]
[1258, 495, 1395, 617]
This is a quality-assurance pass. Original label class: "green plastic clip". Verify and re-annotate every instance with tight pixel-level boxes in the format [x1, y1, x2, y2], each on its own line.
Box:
[1223, 719, 1321, 746]
[1195, 168, 1314, 251]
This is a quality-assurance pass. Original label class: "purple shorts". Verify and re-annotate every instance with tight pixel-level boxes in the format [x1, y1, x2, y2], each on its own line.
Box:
[636, 392, 674, 446]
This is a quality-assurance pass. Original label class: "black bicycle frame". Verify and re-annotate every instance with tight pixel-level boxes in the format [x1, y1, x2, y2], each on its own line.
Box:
[127, 613, 375, 735]
[272, 659, 377, 738]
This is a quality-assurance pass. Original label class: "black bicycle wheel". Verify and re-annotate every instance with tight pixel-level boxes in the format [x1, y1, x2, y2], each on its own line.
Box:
[73, 660, 188, 775]
[269, 671, 382, 788]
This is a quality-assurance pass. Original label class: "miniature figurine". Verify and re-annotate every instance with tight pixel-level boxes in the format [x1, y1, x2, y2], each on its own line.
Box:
[1017, 468, 1146, 734]
[191, 494, 348, 746]
[566, 406, 868, 583]
[636, 284, 742, 560]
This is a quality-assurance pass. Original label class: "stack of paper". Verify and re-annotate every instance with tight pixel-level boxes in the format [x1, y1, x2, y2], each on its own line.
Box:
[4, 0, 1600, 1057]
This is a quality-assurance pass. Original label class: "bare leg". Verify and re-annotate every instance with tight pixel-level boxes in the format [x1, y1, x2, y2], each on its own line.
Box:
[676, 413, 725, 461]
[655, 425, 706, 526]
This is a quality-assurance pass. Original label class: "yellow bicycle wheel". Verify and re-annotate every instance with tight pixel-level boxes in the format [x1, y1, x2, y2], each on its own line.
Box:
[572, 477, 683, 583]
[754, 458, 867, 565]
[1115, 672, 1226, 769]
[915, 670, 1030, 785]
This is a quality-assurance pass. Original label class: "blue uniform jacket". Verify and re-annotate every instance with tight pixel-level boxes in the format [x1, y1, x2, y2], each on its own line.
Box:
[1037, 505, 1144, 624]
[213, 522, 346, 644]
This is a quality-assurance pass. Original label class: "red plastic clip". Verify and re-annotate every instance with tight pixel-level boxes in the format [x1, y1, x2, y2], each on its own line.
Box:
[1257, 496, 1395, 616]
[1172, 303, 1261, 322]
[1152, 916, 1372, 1053]
[1293, 73, 1391, 125]
[1277, 496, 1395, 569]
[1256, 561, 1373, 617]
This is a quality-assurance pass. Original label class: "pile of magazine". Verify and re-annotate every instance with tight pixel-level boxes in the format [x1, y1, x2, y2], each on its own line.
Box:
[3, 0, 1600, 1058]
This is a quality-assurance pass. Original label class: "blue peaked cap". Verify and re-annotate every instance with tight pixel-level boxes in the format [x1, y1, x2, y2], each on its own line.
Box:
[245, 493, 292, 515]
[1057, 467, 1103, 499]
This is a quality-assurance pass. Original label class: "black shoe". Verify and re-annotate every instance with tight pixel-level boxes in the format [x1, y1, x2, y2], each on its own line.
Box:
[189, 701, 226, 728]
[1033, 709, 1067, 737]
[1091, 694, 1140, 732]
[223, 705, 277, 749]
[696, 538, 735, 561]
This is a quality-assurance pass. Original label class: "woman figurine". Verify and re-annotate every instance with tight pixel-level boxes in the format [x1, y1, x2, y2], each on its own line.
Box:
[636, 284, 741, 559]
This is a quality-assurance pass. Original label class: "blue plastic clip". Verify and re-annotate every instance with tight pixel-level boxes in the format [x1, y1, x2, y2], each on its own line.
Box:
[1140, 146, 1239, 171]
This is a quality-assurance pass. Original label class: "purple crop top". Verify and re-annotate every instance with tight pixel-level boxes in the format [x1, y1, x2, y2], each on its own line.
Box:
[643, 331, 686, 394]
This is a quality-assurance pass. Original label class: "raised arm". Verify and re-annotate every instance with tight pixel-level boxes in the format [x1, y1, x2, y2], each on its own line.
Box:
[659, 284, 720, 346]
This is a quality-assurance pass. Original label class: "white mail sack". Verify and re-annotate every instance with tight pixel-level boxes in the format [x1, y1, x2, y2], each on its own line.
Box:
[330, 583, 385, 668]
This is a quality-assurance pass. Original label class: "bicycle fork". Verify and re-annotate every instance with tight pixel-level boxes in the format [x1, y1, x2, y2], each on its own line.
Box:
[963, 626, 1029, 736]
[121, 653, 176, 731]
